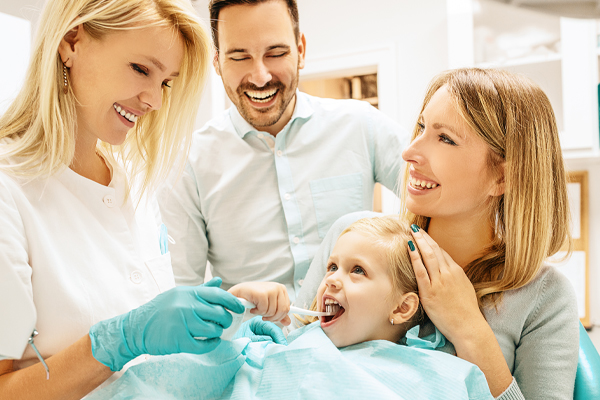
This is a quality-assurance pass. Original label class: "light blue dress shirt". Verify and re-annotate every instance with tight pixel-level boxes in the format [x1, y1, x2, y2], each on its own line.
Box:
[158, 92, 408, 299]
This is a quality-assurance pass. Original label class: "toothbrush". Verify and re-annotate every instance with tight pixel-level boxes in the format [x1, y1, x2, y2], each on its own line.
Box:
[236, 298, 335, 317]
[289, 306, 335, 317]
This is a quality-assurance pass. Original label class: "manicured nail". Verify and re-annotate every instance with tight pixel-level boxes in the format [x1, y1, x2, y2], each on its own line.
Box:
[411, 224, 420, 233]
[408, 240, 415, 251]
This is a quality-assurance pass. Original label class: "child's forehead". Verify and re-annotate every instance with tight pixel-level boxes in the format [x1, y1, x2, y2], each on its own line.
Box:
[332, 232, 390, 268]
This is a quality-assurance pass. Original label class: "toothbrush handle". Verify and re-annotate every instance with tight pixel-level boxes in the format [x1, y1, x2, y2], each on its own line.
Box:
[289, 306, 331, 317]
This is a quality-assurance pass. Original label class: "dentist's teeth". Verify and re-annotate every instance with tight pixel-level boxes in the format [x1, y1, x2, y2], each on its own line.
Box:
[113, 104, 138, 123]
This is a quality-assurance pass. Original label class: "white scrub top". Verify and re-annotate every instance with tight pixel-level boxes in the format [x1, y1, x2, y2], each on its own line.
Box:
[0, 149, 175, 371]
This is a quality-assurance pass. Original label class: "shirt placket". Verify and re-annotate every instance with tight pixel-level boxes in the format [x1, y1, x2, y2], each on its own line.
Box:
[271, 129, 310, 296]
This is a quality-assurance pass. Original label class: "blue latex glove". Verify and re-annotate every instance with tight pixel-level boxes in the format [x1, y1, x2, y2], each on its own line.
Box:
[233, 316, 288, 345]
[89, 277, 244, 371]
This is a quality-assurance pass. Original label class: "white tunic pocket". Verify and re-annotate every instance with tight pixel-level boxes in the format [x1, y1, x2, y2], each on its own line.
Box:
[144, 252, 176, 293]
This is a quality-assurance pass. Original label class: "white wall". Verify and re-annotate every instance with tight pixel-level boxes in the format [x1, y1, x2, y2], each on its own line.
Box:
[297, 0, 449, 128]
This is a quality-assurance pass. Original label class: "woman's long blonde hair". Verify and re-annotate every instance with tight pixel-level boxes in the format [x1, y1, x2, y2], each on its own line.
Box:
[400, 68, 572, 307]
[0, 0, 210, 196]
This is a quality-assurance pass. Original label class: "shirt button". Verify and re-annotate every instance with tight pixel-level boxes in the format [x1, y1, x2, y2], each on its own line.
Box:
[298, 279, 304, 286]
[276, 150, 283, 157]
[293, 237, 300, 244]
[130, 270, 143, 284]
[284, 193, 291, 200]
[257, 133, 264, 139]
[103, 194, 115, 208]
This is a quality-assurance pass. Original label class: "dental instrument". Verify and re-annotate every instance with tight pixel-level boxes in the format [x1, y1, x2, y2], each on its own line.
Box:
[212, 298, 335, 341]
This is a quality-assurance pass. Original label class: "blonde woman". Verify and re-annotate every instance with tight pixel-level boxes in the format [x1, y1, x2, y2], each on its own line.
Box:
[295, 68, 579, 399]
[0, 0, 246, 398]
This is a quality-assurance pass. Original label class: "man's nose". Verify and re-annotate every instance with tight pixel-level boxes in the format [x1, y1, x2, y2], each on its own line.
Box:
[248, 59, 272, 88]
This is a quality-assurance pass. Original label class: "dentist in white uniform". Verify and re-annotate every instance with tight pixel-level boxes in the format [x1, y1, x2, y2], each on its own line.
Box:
[0, 1, 245, 399]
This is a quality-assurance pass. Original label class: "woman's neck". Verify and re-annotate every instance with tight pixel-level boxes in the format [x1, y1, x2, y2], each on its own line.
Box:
[426, 214, 494, 269]
[70, 134, 111, 186]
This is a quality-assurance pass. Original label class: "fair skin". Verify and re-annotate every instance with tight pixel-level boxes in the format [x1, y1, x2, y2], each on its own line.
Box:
[317, 231, 418, 348]
[60, 24, 183, 185]
[0, 25, 184, 400]
[232, 232, 419, 348]
[402, 86, 513, 397]
[213, 0, 306, 136]
[229, 281, 292, 326]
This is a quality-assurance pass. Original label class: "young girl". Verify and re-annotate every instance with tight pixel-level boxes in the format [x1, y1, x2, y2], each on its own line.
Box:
[230, 215, 424, 346]
[296, 68, 579, 400]
[0, 1, 245, 398]
[87, 216, 494, 400]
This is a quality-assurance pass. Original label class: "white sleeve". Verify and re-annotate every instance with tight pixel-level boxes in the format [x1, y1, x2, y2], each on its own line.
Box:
[0, 176, 36, 358]
[366, 106, 410, 193]
[157, 160, 208, 286]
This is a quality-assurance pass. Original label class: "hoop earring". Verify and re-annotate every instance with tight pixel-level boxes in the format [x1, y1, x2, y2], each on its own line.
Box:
[63, 63, 68, 94]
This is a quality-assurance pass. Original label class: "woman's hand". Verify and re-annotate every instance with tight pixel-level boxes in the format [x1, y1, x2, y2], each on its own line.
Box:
[228, 282, 291, 326]
[408, 225, 513, 397]
[407, 225, 485, 344]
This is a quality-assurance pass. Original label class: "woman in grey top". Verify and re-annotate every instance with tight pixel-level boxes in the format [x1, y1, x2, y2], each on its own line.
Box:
[296, 68, 578, 400]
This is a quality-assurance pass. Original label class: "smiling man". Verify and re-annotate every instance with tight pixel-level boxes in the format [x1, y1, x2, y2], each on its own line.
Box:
[158, 0, 409, 300]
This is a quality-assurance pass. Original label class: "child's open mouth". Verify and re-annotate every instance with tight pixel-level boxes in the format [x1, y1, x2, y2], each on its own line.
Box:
[321, 299, 345, 325]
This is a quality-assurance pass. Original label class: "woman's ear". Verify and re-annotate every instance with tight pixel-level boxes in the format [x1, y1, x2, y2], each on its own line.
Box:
[490, 161, 506, 197]
[58, 24, 84, 67]
[390, 292, 419, 325]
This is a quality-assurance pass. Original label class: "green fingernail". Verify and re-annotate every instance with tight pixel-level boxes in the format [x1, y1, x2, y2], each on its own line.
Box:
[411, 224, 420, 232]
[408, 240, 415, 251]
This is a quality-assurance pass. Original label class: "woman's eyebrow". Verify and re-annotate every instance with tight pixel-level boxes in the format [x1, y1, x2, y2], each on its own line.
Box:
[432, 122, 458, 134]
[141, 55, 179, 77]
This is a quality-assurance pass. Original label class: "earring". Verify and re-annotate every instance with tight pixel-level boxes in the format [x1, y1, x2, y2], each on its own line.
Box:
[390, 319, 394, 326]
[63, 63, 68, 94]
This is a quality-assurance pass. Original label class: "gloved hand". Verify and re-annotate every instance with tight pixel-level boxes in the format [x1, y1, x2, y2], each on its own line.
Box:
[89, 277, 244, 371]
[233, 316, 288, 345]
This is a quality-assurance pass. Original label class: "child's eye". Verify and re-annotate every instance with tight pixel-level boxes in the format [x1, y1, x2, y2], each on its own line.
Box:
[230, 57, 250, 61]
[326, 263, 338, 272]
[439, 133, 457, 146]
[416, 122, 425, 133]
[162, 81, 172, 89]
[131, 63, 149, 76]
[351, 266, 365, 275]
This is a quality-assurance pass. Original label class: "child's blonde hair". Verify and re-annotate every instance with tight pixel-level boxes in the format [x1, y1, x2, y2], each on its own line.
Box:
[0, 0, 210, 198]
[299, 215, 425, 327]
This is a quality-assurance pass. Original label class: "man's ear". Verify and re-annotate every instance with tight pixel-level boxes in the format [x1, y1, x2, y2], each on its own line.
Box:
[390, 292, 419, 325]
[297, 32, 306, 70]
[58, 24, 84, 67]
[213, 50, 221, 76]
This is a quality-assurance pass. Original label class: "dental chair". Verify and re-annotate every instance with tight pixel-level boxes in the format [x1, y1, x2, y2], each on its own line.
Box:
[574, 322, 600, 399]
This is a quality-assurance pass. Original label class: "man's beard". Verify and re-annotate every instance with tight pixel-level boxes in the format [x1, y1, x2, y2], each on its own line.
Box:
[228, 68, 299, 129]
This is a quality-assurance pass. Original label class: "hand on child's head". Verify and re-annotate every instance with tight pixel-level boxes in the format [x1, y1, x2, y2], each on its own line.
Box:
[228, 282, 291, 326]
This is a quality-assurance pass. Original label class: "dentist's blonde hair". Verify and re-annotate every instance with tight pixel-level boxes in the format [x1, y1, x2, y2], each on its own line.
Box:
[400, 68, 572, 307]
[0, 0, 210, 196]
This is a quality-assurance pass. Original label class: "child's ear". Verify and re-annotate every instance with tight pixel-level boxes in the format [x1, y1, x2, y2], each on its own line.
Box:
[390, 292, 419, 325]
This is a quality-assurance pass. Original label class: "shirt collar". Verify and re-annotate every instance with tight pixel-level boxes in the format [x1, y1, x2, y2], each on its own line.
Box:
[229, 90, 314, 139]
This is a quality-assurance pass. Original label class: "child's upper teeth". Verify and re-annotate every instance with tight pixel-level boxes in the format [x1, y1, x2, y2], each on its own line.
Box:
[324, 298, 339, 305]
